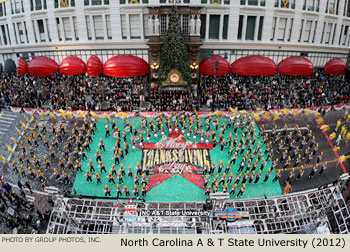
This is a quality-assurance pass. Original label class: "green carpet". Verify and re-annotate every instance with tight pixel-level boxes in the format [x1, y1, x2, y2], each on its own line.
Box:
[72, 117, 282, 201]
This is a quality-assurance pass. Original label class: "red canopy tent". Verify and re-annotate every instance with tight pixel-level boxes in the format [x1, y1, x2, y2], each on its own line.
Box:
[17, 57, 27, 76]
[199, 55, 230, 76]
[59, 56, 86, 76]
[324, 58, 345, 75]
[86, 55, 103, 77]
[103, 55, 149, 77]
[278, 56, 314, 76]
[27, 57, 58, 77]
[231, 55, 277, 76]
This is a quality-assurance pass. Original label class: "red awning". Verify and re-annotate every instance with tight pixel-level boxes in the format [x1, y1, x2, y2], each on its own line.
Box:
[59, 56, 86, 76]
[27, 57, 58, 77]
[199, 55, 230, 76]
[17, 57, 27, 76]
[278, 56, 314, 76]
[324, 58, 345, 75]
[87, 55, 103, 77]
[103, 55, 149, 77]
[231, 55, 277, 76]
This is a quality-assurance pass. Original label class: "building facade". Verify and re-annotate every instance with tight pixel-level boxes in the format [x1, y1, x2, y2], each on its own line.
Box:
[0, 0, 350, 76]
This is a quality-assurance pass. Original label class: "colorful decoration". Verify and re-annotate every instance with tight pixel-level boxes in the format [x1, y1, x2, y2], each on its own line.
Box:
[231, 56, 277, 76]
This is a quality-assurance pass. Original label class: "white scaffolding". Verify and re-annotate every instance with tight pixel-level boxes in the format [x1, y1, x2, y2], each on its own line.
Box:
[46, 185, 350, 234]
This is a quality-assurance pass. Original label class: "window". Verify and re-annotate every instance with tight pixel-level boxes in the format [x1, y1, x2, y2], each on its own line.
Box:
[325, 23, 332, 44]
[85, 16, 92, 40]
[55, 0, 75, 8]
[303, 20, 312, 42]
[56, 18, 62, 41]
[248, 0, 258, 5]
[120, 14, 127, 39]
[160, 14, 168, 35]
[182, 14, 189, 35]
[326, 0, 337, 14]
[345, 0, 350, 17]
[73, 16, 79, 40]
[62, 17, 72, 40]
[245, 16, 256, 40]
[24, 21, 29, 43]
[84, 0, 109, 5]
[339, 25, 344, 45]
[320, 22, 326, 43]
[31, 0, 47, 11]
[93, 15, 104, 40]
[298, 19, 304, 42]
[32, 20, 37, 42]
[129, 14, 141, 39]
[238, 15, 244, 40]
[13, 24, 18, 44]
[0, 3, 6, 17]
[143, 14, 150, 38]
[1, 25, 7, 45]
[200, 14, 206, 39]
[277, 17, 287, 41]
[106, 15, 112, 39]
[92, 0, 102, 5]
[37, 19, 46, 42]
[257, 16, 264, 41]
[276, 0, 295, 8]
[331, 24, 337, 44]
[270, 17, 276, 40]
[312, 21, 317, 43]
[288, 18, 293, 41]
[46, 18, 51, 42]
[13, 0, 23, 14]
[209, 15, 220, 39]
[222, 15, 229, 40]
[303, 0, 319, 12]
[6, 24, 11, 44]
[343, 26, 348, 45]
[17, 22, 25, 44]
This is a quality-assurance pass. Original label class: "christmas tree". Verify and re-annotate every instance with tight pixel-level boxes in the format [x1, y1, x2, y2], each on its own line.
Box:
[158, 5, 191, 85]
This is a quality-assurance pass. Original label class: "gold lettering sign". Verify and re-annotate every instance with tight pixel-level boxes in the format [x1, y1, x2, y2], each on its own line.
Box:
[282, 0, 289, 8]
[61, 0, 68, 8]
[162, 69, 188, 86]
[211, 0, 221, 4]
[141, 149, 211, 170]
[129, 0, 139, 4]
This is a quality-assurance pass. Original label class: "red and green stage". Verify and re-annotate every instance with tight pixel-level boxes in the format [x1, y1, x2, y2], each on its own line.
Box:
[72, 114, 282, 202]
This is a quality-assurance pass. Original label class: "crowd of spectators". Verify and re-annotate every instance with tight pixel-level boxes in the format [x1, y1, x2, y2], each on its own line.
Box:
[149, 89, 199, 111]
[203, 71, 350, 111]
[0, 73, 147, 112]
[0, 178, 50, 233]
[0, 70, 349, 112]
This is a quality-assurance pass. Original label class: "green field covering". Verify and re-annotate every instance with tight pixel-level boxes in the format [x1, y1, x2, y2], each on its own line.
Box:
[72, 117, 282, 201]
